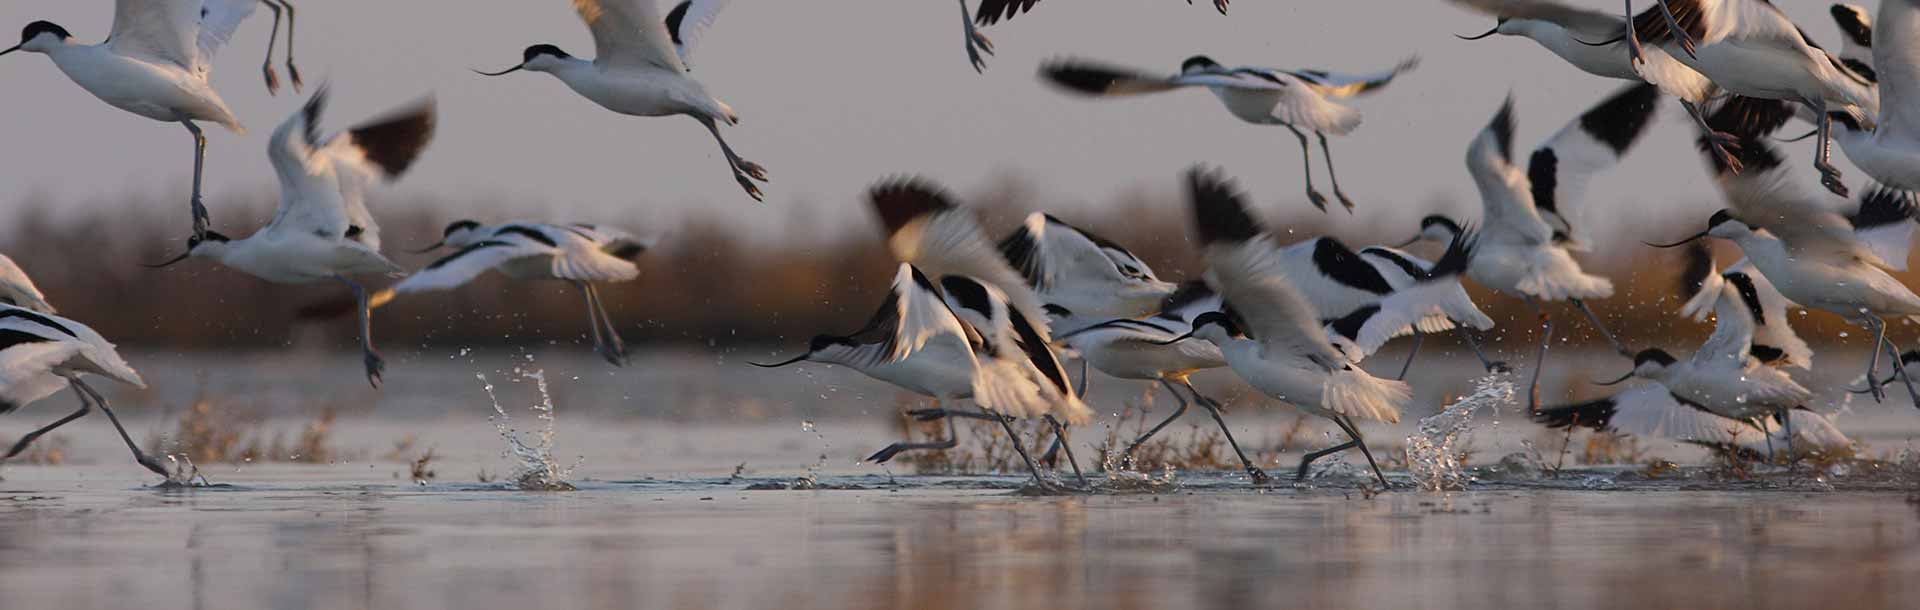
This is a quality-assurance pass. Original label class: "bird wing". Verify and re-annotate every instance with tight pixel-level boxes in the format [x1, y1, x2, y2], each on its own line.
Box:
[1208, 237, 1347, 365]
[1445, 0, 1626, 37]
[309, 96, 438, 252]
[1040, 59, 1216, 97]
[1608, 384, 1749, 446]
[1719, 166, 1890, 268]
[871, 179, 1051, 342]
[1848, 186, 1919, 271]
[1280, 57, 1420, 99]
[886, 265, 976, 366]
[1691, 282, 1757, 370]
[194, 0, 259, 75]
[974, 0, 1045, 26]
[1527, 83, 1662, 250]
[664, 0, 732, 69]
[1875, 0, 1920, 141]
[0, 340, 82, 410]
[394, 238, 551, 294]
[573, 0, 686, 72]
[1000, 213, 1157, 295]
[1467, 98, 1555, 247]
[0, 307, 141, 388]
[0, 255, 54, 315]
[109, 0, 204, 71]
[262, 91, 353, 243]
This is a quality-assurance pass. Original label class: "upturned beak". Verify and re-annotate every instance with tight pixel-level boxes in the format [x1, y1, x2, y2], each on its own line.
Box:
[748, 353, 810, 368]
[473, 64, 525, 76]
[1152, 331, 1197, 346]
[408, 240, 447, 254]
[143, 250, 192, 268]
[1592, 371, 1635, 386]
[1456, 26, 1500, 41]
[0, 44, 21, 57]
[1392, 235, 1422, 248]
[1644, 231, 1709, 248]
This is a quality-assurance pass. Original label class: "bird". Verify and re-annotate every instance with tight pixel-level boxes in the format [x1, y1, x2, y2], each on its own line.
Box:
[2, 0, 299, 240]
[1401, 87, 1659, 405]
[1039, 55, 1419, 212]
[1164, 167, 1447, 487]
[997, 212, 1179, 324]
[392, 221, 655, 366]
[1824, 0, 1920, 193]
[1533, 386, 1850, 461]
[475, 0, 768, 202]
[1650, 128, 1920, 408]
[1445, 0, 1736, 167]
[1634, 0, 1879, 197]
[253, 0, 303, 95]
[1268, 231, 1493, 375]
[0, 258, 167, 477]
[867, 179, 1095, 487]
[953, 0, 1229, 73]
[752, 263, 1050, 468]
[145, 88, 436, 388]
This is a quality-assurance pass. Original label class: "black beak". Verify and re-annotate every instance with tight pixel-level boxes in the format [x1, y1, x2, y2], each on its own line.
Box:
[1571, 33, 1628, 47]
[408, 240, 447, 254]
[0, 44, 20, 57]
[1455, 26, 1500, 41]
[1592, 371, 1634, 386]
[1773, 128, 1820, 143]
[1392, 235, 1422, 248]
[1151, 331, 1198, 346]
[748, 353, 810, 368]
[143, 250, 192, 268]
[1644, 231, 1709, 248]
[473, 64, 525, 76]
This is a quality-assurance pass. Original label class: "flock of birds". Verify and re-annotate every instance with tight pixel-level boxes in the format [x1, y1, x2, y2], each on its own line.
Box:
[0, 1, 1916, 490]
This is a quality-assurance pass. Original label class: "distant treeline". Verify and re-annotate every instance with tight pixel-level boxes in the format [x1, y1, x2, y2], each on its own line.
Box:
[1, 178, 1899, 351]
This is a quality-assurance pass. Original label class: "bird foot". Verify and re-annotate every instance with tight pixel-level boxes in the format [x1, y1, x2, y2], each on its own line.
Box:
[1711, 140, 1744, 175]
[1819, 166, 1849, 198]
[736, 174, 765, 202]
[1334, 190, 1356, 213]
[736, 160, 769, 182]
[1307, 189, 1329, 212]
[1247, 467, 1272, 485]
[191, 199, 211, 241]
[287, 62, 304, 93]
[263, 65, 281, 96]
[1627, 33, 1647, 67]
[966, 31, 994, 73]
[364, 351, 387, 389]
[137, 453, 171, 478]
[597, 344, 628, 367]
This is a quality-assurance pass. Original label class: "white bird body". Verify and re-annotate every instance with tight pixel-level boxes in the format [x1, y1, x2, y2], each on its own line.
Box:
[41, 43, 243, 131]
[1722, 229, 1920, 321]
[0, 306, 145, 412]
[1658, 0, 1877, 118]
[1823, 0, 1920, 192]
[1452, 0, 1714, 103]
[999, 213, 1177, 321]
[1059, 316, 1224, 382]
[405, 222, 648, 289]
[542, 57, 734, 122]
[1536, 383, 1850, 453]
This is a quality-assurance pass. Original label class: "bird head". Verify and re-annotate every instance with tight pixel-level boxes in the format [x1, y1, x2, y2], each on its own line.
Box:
[1179, 55, 1221, 74]
[413, 220, 483, 252]
[476, 44, 572, 76]
[3, 21, 71, 57]
[1456, 17, 1514, 41]
[1397, 214, 1461, 247]
[145, 231, 231, 268]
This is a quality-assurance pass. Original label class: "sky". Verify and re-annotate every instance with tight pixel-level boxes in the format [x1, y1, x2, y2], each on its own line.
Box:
[0, 0, 1872, 243]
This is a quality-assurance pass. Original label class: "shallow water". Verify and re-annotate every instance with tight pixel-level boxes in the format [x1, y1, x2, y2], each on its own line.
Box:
[2, 349, 1919, 608]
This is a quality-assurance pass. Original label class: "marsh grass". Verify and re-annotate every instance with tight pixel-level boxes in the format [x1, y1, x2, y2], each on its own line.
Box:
[0, 434, 69, 465]
[141, 383, 346, 465]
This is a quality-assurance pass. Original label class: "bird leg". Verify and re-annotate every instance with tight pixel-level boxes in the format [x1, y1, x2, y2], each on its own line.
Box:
[336, 276, 385, 388]
[1315, 132, 1356, 212]
[259, 0, 284, 94]
[698, 117, 768, 202]
[72, 379, 170, 477]
[904, 407, 1012, 422]
[1284, 124, 1329, 212]
[1652, 0, 1697, 58]
[1334, 414, 1391, 488]
[1683, 100, 1742, 174]
[1865, 316, 1889, 403]
[958, 0, 994, 73]
[1295, 439, 1358, 482]
[1184, 380, 1270, 484]
[1044, 415, 1088, 487]
[1527, 299, 1554, 413]
[1454, 327, 1508, 373]
[3, 397, 90, 461]
[1816, 106, 1849, 198]
[867, 412, 960, 463]
[1124, 380, 1195, 467]
[1395, 333, 1424, 381]
[989, 409, 1053, 489]
[583, 283, 628, 366]
[1571, 299, 1632, 358]
[1621, 1, 1647, 66]
[276, 1, 302, 92]
[1877, 327, 1920, 408]
[1781, 409, 1798, 468]
[181, 120, 210, 240]
[1075, 357, 1089, 398]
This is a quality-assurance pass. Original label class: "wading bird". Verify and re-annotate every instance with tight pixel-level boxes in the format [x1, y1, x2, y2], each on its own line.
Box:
[147, 89, 436, 388]
[394, 221, 655, 366]
[2, 0, 302, 240]
[1039, 55, 1418, 211]
[998, 212, 1178, 324]
[476, 0, 768, 201]
[1825, 0, 1920, 192]
[951, 0, 1230, 72]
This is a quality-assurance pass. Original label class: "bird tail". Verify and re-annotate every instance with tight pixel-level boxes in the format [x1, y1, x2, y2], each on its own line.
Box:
[971, 359, 1044, 420]
[1321, 366, 1407, 424]
[1054, 394, 1094, 426]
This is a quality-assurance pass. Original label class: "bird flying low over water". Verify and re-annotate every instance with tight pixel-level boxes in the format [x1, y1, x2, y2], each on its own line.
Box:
[950, 0, 1230, 73]
[1040, 55, 1418, 212]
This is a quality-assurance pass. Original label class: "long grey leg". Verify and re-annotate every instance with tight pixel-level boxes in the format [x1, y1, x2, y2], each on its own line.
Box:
[1123, 379, 1193, 464]
[336, 276, 385, 388]
[574, 281, 614, 365]
[1043, 415, 1087, 487]
[1572, 299, 1632, 357]
[958, 0, 994, 72]
[1315, 132, 1355, 212]
[1622, 0, 1646, 65]
[1683, 100, 1742, 173]
[1816, 104, 1849, 197]
[1184, 380, 1270, 484]
[989, 410, 1050, 488]
[1396, 333, 1424, 381]
[1781, 409, 1798, 467]
[1296, 439, 1358, 481]
[867, 412, 960, 463]
[905, 407, 1011, 422]
[4, 399, 90, 460]
[181, 120, 209, 240]
[1527, 298, 1554, 412]
[698, 117, 768, 201]
[1284, 124, 1329, 211]
[584, 283, 628, 366]
[1877, 323, 1920, 408]
[1454, 327, 1506, 373]
[276, 1, 302, 91]
[258, 0, 285, 94]
[72, 379, 170, 477]
[1866, 317, 1888, 402]
[1654, 0, 1697, 57]
[1075, 358, 1089, 398]
[1334, 414, 1391, 488]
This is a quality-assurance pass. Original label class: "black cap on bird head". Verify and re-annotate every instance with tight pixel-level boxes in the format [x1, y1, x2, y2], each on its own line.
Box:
[20, 21, 70, 43]
[442, 219, 481, 237]
[145, 231, 228, 268]
[1706, 209, 1744, 230]
[1632, 348, 1677, 368]
[523, 44, 570, 63]
[1190, 310, 1241, 335]
[1181, 55, 1221, 73]
[1420, 214, 1462, 235]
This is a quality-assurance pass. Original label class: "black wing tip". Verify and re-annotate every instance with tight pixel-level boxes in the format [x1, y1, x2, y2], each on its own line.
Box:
[301, 85, 330, 148]
[1039, 60, 1128, 96]
[1677, 240, 1715, 297]
[1425, 225, 1477, 279]
[1488, 96, 1517, 163]
[1185, 166, 1262, 245]
[1578, 83, 1662, 155]
[664, 0, 692, 45]
[1852, 185, 1919, 229]
[607, 240, 649, 262]
[973, 0, 1038, 26]
[1831, 4, 1872, 48]
[1532, 397, 1617, 430]
[350, 95, 438, 180]
[868, 176, 959, 234]
[1706, 96, 1797, 140]
[1157, 280, 1216, 316]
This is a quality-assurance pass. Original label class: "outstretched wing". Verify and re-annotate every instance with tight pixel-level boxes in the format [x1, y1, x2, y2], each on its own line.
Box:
[870, 178, 1051, 342]
[1691, 282, 1757, 370]
[1874, 0, 1920, 139]
[110, 0, 203, 71]
[195, 0, 259, 74]
[573, 0, 686, 72]
[1446, 0, 1627, 38]
[1186, 168, 1346, 366]
[394, 239, 550, 294]
[1467, 97, 1554, 247]
[313, 96, 437, 252]
[1283, 56, 1419, 99]
[1849, 186, 1919, 271]
[1527, 83, 1662, 250]
[1040, 59, 1211, 97]
[0, 255, 54, 315]
[664, 0, 732, 69]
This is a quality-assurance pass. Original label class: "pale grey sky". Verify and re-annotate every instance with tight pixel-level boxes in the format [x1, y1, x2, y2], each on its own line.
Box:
[0, 1, 1866, 242]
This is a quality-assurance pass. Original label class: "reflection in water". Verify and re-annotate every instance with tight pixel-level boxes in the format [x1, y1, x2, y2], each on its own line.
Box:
[0, 473, 1914, 609]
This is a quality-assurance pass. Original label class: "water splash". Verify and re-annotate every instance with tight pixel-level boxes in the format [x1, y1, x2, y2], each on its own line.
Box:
[1405, 375, 1517, 492]
[478, 366, 576, 491]
[152, 455, 212, 489]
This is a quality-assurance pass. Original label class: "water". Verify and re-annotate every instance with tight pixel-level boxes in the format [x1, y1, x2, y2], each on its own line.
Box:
[1406, 376, 1518, 491]
[478, 365, 575, 491]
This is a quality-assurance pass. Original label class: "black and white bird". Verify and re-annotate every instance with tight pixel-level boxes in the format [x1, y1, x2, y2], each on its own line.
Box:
[950, 1, 1229, 73]
[1652, 128, 1920, 407]
[1533, 387, 1849, 460]
[0, 259, 167, 477]
[3, 0, 302, 240]
[1040, 55, 1419, 211]
[1677, 244, 1814, 371]
[997, 212, 1179, 325]
[1274, 232, 1492, 375]
[1403, 87, 1660, 402]
[1830, 3, 1876, 80]
[394, 221, 655, 366]
[1824, 0, 1920, 193]
[477, 0, 768, 201]
[147, 88, 436, 388]
[1164, 168, 1439, 487]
